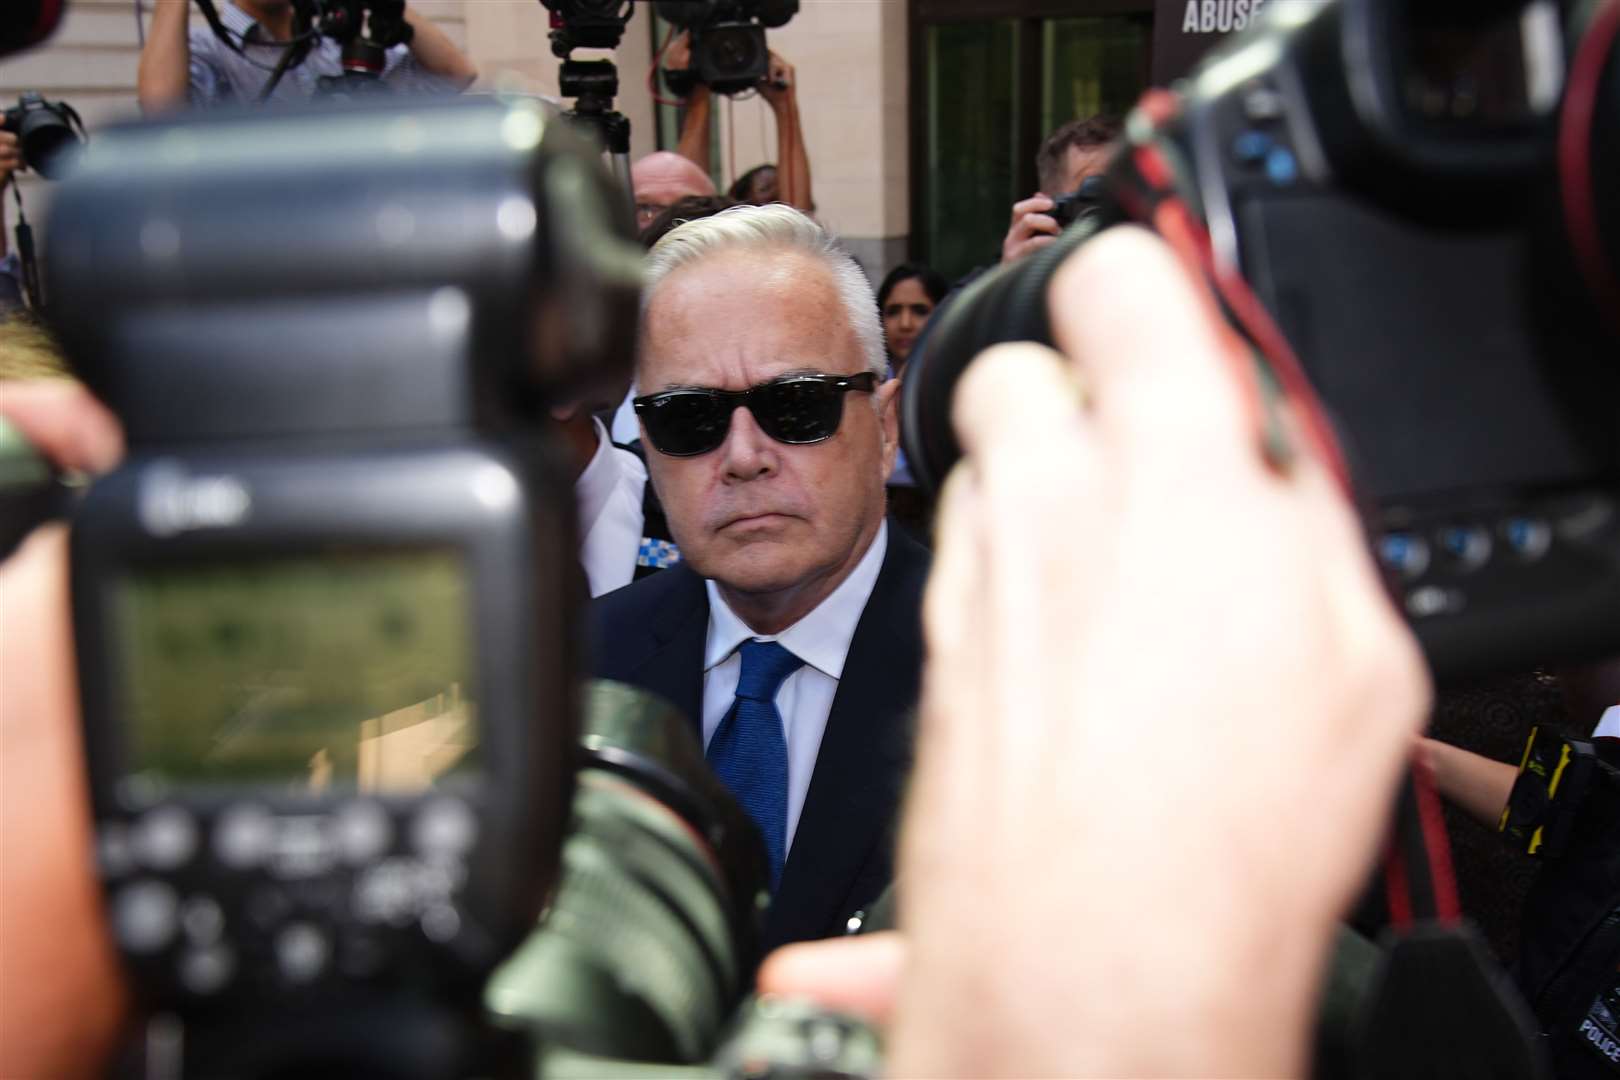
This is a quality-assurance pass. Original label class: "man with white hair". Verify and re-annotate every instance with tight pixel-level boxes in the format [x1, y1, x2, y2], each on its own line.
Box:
[591, 204, 929, 950]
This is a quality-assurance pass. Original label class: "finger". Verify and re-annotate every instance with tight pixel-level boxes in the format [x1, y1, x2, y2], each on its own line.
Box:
[1008, 235, 1056, 262]
[757, 933, 907, 1026]
[1047, 225, 1253, 468]
[951, 342, 1090, 466]
[1021, 212, 1060, 238]
[0, 381, 124, 475]
[1009, 194, 1054, 219]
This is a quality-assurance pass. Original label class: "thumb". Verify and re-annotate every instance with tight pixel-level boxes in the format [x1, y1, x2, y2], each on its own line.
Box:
[756, 932, 907, 1027]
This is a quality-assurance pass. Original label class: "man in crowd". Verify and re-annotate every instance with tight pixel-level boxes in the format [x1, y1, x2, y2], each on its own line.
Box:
[1001, 113, 1121, 264]
[631, 151, 718, 234]
[591, 204, 928, 951]
[137, 0, 477, 112]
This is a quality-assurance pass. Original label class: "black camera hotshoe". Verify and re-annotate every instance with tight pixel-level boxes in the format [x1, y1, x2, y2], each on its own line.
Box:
[904, 0, 1620, 680]
[44, 96, 641, 1078]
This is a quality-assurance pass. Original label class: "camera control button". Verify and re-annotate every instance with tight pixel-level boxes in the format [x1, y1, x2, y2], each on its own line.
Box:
[1242, 85, 1286, 122]
[179, 944, 235, 996]
[275, 922, 330, 984]
[1377, 532, 1430, 580]
[269, 816, 336, 879]
[1265, 146, 1299, 186]
[1231, 130, 1273, 166]
[412, 798, 477, 857]
[135, 807, 198, 870]
[1501, 517, 1552, 561]
[214, 804, 275, 869]
[421, 903, 461, 943]
[113, 880, 180, 954]
[334, 801, 392, 865]
[1437, 526, 1491, 572]
[98, 823, 136, 878]
[181, 895, 225, 945]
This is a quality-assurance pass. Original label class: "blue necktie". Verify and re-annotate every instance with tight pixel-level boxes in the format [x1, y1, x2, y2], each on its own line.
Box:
[707, 639, 803, 889]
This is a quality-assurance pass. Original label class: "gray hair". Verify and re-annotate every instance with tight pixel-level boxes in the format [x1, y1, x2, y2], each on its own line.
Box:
[641, 204, 886, 381]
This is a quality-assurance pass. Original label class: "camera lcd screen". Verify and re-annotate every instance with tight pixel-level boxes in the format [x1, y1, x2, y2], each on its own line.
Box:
[1239, 195, 1614, 502]
[117, 550, 477, 796]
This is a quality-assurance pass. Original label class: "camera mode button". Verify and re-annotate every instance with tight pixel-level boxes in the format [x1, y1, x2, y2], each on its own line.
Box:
[334, 801, 393, 865]
[1437, 525, 1491, 572]
[1377, 532, 1430, 581]
[275, 922, 330, 984]
[179, 944, 236, 996]
[412, 798, 477, 857]
[1501, 517, 1552, 562]
[135, 806, 199, 870]
[214, 804, 275, 869]
[113, 880, 180, 954]
[1231, 130, 1273, 166]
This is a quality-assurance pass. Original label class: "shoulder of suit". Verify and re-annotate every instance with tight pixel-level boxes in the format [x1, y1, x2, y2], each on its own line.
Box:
[590, 559, 704, 628]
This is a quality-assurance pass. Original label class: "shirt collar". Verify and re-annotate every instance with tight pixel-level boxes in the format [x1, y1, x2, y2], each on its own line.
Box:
[575, 418, 638, 534]
[704, 520, 888, 680]
[222, 1, 271, 43]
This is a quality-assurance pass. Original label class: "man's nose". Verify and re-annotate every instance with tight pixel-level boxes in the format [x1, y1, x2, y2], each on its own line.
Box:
[720, 404, 778, 482]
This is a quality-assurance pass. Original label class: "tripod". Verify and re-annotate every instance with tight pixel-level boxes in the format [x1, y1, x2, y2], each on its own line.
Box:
[559, 58, 633, 204]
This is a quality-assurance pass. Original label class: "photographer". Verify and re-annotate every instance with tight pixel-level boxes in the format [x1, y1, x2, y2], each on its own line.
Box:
[668, 35, 814, 213]
[0, 226, 1429, 1076]
[137, 0, 477, 112]
[1001, 114, 1120, 266]
[0, 129, 22, 315]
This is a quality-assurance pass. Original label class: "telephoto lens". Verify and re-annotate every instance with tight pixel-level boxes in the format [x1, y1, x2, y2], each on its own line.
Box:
[486, 681, 771, 1065]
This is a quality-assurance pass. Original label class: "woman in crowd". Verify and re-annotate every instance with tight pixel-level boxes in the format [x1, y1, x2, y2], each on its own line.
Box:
[876, 262, 948, 379]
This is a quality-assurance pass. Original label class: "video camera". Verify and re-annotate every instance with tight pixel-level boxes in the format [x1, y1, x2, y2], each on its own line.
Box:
[656, 0, 798, 96]
[1, 91, 85, 179]
[903, 0, 1620, 681]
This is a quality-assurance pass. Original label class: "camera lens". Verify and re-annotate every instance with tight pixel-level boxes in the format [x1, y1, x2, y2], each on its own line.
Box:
[485, 682, 769, 1064]
[19, 105, 81, 179]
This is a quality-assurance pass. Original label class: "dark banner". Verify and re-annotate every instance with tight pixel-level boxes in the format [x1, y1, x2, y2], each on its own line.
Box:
[1151, 0, 1270, 84]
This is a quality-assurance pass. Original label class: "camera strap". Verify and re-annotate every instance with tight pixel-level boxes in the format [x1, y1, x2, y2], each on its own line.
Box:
[192, 0, 247, 57]
[8, 180, 41, 312]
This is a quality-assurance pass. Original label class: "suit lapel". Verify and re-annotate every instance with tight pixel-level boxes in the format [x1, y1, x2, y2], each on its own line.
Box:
[622, 566, 709, 737]
[766, 527, 929, 947]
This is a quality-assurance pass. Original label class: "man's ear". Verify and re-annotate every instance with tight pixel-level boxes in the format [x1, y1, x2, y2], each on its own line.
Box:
[875, 376, 901, 478]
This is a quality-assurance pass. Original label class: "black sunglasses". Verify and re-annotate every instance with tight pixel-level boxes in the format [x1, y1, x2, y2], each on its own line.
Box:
[633, 372, 878, 458]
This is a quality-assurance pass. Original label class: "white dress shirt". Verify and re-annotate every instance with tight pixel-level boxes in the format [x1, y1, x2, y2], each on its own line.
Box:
[701, 521, 889, 852]
[1596, 704, 1619, 740]
[575, 418, 648, 598]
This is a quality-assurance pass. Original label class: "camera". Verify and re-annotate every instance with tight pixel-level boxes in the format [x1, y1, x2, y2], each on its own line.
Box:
[1048, 174, 1106, 229]
[903, 0, 1620, 680]
[2, 91, 85, 179]
[43, 96, 641, 1076]
[656, 0, 798, 96]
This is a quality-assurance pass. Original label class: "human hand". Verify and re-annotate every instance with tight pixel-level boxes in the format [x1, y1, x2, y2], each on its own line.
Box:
[663, 30, 692, 72]
[0, 380, 128, 1080]
[757, 932, 906, 1028]
[883, 227, 1429, 1077]
[0, 130, 21, 187]
[999, 193, 1059, 264]
[759, 50, 794, 110]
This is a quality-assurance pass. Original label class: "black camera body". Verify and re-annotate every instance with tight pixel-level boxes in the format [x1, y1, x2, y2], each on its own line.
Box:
[904, 0, 1620, 680]
[656, 0, 798, 96]
[44, 96, 642, 1076]
[2, 90, 84, 179]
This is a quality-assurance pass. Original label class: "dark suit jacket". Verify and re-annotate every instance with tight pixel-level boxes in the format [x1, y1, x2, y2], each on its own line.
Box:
[588, 523, 929, 951]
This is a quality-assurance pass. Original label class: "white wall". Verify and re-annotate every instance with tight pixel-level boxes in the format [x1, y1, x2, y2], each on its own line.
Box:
[0, 1, 908, 269]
